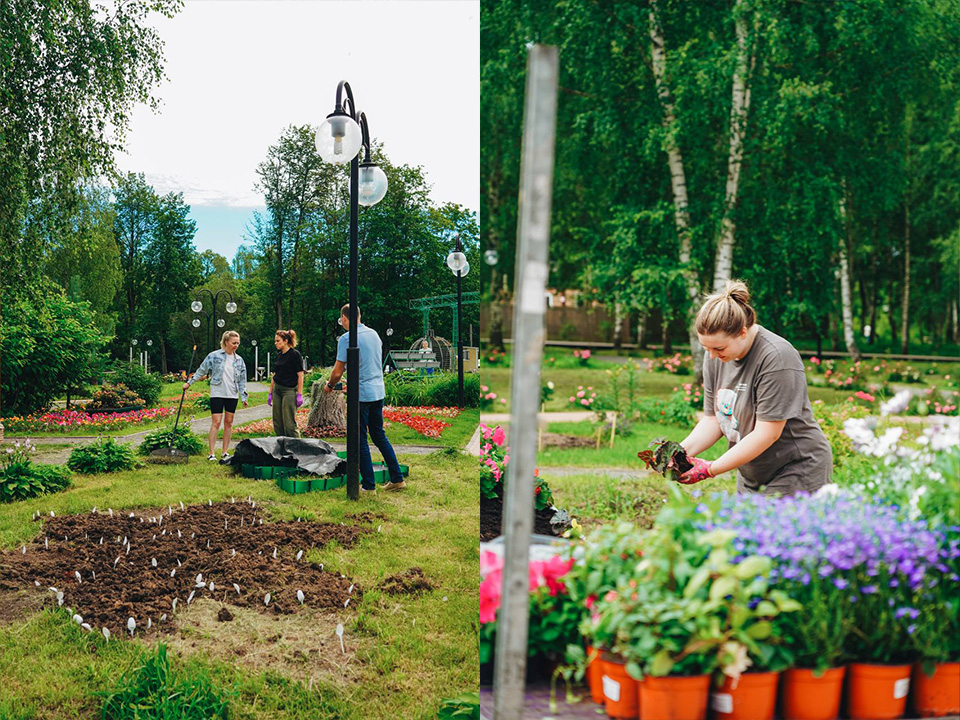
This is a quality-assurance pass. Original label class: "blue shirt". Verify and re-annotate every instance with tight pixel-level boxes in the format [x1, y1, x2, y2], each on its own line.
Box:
[337, 323, 385, 402]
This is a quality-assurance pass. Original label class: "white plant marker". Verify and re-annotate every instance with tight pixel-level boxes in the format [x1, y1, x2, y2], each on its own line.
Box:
[209, 582, 214, 593]
[147, 618, 152, 630]
[264, 593, 271, 606]
[231, 497, 235, 503]
[108, 508, 112, 516]
[50, 511, 55, 517]
[187, 590, 195, 604]
[34, 581, 39, 587]
[177, 559, 181, 566]
[231, 549, 236, 557]
[92, 507, 97, 514]
[297, 590, 305, 605]
[170, 568, 176, 577]
[443, 597, 448, 602]
[99, 537, 103, 545]
[126, 544, 130, 555]
[206, 540, 211, 549]
[129, 512, 134, 518]
[82, 623, 92, 631]
[208, 499, 211, 506]
[74, 571, 82, 584]
[152, 535, 156, 541]
[348, 585, 354, 595]
[169, 505, 173, 515]
[343, 598, 350, 608]
[196, 573, 203, 584]
[336, 623, 345, 654]
[114, 557, 121, 568]
[179, 501, 184, 510]
[122, 536, 127, 546]
[296, 550, 303, 561]
[151, 558, 157, 568]
[160, 614, 167, 621]
[102, 627, 110, 642]
[177, 529, 181, 538]
[92, 571, 96, 580]
[272, 548, 278, 559]
[172, 598, 178, 612]
[57, 592, 64, 607]
[233, 583, 241, 595]
[127, 617, 135, 636]
[73, 614, 83, 625]
[377, 525, 382, 533]
[21, 546, 25, 554]
[45, 538, 49, 549]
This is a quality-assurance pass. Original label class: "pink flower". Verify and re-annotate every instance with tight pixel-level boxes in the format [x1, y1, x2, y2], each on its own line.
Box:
[480, 551, 504, 624]
[576, 390, 585, 398]
[581, 399, 589, 406]
[582, 350, 591, 359]
[481, 385, 489, 392]
[499, 398, 507, 405]
[569, 396, 576, 403]
[492, 426, 506, 447]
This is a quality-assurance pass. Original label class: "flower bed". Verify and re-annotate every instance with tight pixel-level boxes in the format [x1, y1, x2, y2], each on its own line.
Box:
[3, 407, 173, 434]
[382, 408, 452, 439]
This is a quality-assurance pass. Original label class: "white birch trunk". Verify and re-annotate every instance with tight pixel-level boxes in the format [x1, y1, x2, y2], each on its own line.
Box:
[649, 0, 703, 380]
[838, 193, 860, 361]
[713, 1, 755, 292]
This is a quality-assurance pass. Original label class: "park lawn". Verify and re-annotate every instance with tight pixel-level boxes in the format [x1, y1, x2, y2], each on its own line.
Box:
[540, 470, 737, 532]
[537, 419, 724, 469]
[0, 449, 477, 720]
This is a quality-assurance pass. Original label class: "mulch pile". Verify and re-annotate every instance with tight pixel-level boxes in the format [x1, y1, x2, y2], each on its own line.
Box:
[480, 495, 559, 542]
[381, 567, 435, 595]
[0, 501, 368, 638]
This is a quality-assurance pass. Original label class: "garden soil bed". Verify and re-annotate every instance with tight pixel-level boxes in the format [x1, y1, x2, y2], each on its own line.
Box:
[480, 495, 558, 542]
[0, 501, 368, 636]
[540, 432, 597, 449]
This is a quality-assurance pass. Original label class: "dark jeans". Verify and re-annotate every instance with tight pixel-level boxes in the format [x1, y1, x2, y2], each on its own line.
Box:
[359, 399, 404, 491]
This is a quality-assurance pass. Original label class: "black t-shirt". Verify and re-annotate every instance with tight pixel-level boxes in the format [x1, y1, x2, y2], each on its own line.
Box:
[273, 348, 303, 388]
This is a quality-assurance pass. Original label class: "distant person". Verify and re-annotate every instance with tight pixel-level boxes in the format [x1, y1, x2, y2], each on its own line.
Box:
[325, 304, 405, 495]
[183, 331, 248, 461]
[269, 329, 304, 438]
[674, 280, 833, 496]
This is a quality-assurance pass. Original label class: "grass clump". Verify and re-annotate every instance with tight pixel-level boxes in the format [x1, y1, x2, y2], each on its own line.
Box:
[385, 371, 481, 408]
[1, 440, 71, 503]
[99, 643, 230, 719]
[67, 438, 139, 474]
[137, 425, 206, 456]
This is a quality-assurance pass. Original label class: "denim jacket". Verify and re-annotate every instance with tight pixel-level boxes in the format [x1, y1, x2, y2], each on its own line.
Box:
[187, 349, 248, 402]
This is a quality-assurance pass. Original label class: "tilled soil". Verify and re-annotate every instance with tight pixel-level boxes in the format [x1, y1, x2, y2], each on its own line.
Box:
[480, 495, 559, 542]
[0, 501, 366, 638]
[381, 567, 435, 595]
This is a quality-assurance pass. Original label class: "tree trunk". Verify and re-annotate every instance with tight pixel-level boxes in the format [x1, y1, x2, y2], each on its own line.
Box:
[649, 0, 702, 381]
[837, 193, 860, 361]
[662, 317, 673, 354]
[160, 340, 168, 376]
[613, 301, 623, 349]
[900, 202, 911, 354]
[713, 0, 756, 292]
[307, 381, 346, 430]
[637, 310, 647, 349]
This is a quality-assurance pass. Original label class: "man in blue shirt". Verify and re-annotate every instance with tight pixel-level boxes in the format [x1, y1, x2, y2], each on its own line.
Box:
[324, 304, 405, 495]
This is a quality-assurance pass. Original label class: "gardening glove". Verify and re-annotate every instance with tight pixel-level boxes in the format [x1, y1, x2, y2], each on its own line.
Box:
[296, 392, 304, 407]
[267, 392, 273, 406]
[677, 457, 713, 484]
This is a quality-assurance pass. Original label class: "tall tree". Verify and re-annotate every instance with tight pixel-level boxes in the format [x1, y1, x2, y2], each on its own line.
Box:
[112, 173, 158, 341]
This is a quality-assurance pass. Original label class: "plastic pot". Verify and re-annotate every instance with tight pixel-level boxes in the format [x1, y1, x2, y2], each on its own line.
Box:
[585, 645, 605, 704]
[599, 654, 640, 719]
[709, 671, 779, 720]
[639, 674, 710, 720]
[912, 662, 960, 718]
[780, 666, 846, 720]
[845, 662, 911, 720]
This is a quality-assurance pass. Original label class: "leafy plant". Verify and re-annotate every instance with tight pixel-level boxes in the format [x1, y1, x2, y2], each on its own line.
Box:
[67, 438, 139, 473]
[436, 692, 480, 720]
[86, 383, 144, 411]
[385, 371, 481, 408]
[99, 643, 231, 719]
[0, 440, 72, 503]
[110, 362, 163, 407]
[634, 391, 698, 427]
[637, 437, 693, 481]
[138, 425, 206, 456]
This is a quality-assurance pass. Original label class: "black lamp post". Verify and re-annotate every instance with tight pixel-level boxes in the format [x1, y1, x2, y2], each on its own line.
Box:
[191, 290, 237, 355]
[446, 234, 470, 408]
[316, 80, 388, 501]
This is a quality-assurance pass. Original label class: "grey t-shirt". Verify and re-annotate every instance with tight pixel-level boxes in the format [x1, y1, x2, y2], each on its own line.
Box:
[703, 326, 832, 496]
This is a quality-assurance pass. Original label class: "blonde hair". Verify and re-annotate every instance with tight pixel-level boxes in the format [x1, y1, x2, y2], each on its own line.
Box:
[220, 331, 240, 348]
[275, 329, 298, 348]
[695, 280, 757, 336]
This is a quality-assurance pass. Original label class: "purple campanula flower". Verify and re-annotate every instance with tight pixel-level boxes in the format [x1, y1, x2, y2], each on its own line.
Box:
[833, 578, 849, 590]
[907, 624, 917, 635]
[861, 585, 878, 594]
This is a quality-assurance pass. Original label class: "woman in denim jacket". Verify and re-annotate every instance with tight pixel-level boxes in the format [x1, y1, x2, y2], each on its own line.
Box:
[183, 331, 248, 461]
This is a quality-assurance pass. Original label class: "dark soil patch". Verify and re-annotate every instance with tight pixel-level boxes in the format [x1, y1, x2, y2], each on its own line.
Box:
[540, 432, 597, 449]
[0, 501, 366, 638]
[217, 606, 233, 622]
[480, 495, 559, 542]
[380, 567, 435, 595]
[344, 512, 387, 524]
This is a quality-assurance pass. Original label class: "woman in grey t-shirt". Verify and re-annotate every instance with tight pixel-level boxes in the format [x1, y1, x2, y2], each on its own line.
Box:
[676, 281, 832, 496]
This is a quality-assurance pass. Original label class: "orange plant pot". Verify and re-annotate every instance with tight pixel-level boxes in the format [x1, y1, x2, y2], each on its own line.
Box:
[599, 656, 641, 720]
[845, 662, 912, 720]
[780, 666, 846, 720]
[586, 646, 605, 704]
[709, 671, 779, 720]
[639, 674, 710, 720]
[912, 662, 960, 718]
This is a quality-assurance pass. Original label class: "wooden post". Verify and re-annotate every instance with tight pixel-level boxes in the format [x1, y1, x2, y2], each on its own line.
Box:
[493, 45, 558, 720]
[609, 413, 617, 448]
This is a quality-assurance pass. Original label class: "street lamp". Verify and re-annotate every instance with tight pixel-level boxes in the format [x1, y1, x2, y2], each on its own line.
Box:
[251, 340, 259, 381]
[316, 80, 388, 501]
[191, 290, 237, 354]
[446, 234, 470, 408]
[145, 339, 153, 374]
[130, 338, 138, 365]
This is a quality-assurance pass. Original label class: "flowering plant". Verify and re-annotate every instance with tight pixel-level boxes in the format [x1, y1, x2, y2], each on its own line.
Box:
[567, 385, 597, 409]
[647, 353, 692, 375]
[573, 349, 592, 367]
[2, 407, 173, 433]
[1, 439, 72, 503]
[540, 381, 555, 406]
[480, 424, 507, 500]
[484, 347, 508, 366]
[480, 385, 498, 410]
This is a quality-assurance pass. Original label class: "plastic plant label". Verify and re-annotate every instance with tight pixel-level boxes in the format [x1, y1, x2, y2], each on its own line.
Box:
[711, 693, 734, 714]
[601, 675, 620, 702]
[894, 678, 910, 699]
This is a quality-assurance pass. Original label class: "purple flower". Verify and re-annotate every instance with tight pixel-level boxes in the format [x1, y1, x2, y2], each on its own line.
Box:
[833, 578, 849, 590]
[861, 585, 878, 594]
[907, 624, 917, 635]
[895, 607, 919, 620]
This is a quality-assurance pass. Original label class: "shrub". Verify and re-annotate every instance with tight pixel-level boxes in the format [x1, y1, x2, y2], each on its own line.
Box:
[138, 425, 206, 456]
[634, 390, 698, 427]
[110, 362, 163, 407]
[67, 438, 139, 473]
[100, 643, 230, 719]
[385, 372, 481, 408]
[0, 440, 72, 503]
[86, 383, 144, 411]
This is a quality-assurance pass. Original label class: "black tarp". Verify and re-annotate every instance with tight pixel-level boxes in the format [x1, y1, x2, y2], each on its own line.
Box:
[226, 437, 347, 477]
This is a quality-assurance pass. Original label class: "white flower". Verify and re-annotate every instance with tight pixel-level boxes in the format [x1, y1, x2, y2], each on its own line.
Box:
[880, 390, 913, 416]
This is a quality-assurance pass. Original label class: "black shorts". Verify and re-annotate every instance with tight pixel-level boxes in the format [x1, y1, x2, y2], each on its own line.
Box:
[210, 397, 238, 415]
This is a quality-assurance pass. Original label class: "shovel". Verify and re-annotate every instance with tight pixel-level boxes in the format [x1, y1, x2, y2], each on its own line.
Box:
[148, 344, 197, 465]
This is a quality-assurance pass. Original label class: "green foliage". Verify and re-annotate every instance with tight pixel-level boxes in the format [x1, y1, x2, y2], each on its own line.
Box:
[0, 289, 107, 417]
[110, 362, 163, 407]
[436, 693, 480, 720]
[0, 441, 71, 503]
[384, 372, 481, 408]
[138, 425, 206, 457]
[67, 438, 139, 474]
[86, 384, 144, 411]
[634, 392, 699, 427]
[99, 643, 231, 719]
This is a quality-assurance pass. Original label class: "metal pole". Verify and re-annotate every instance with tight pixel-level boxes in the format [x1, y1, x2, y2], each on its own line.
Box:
[255, 346, 259, 381]
[493, 44, 558, 720]
[457, 245, 465, 407]
[346, 151, 360, 501]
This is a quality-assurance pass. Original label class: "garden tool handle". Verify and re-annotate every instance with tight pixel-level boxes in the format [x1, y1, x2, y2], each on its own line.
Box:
[172, 345, 198, 436]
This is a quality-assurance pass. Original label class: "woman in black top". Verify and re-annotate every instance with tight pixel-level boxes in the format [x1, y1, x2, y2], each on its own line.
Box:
[269, 329, 304, 437]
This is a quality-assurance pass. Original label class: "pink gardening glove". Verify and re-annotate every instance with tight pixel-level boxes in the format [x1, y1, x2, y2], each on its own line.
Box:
[677, 457, 713, 484]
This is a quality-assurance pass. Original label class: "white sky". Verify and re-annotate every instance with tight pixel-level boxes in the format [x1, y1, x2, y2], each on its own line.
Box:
[115, 0, 479, 212]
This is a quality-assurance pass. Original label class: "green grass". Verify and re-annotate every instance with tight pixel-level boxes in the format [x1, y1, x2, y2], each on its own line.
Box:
[0, 450, 477, 719]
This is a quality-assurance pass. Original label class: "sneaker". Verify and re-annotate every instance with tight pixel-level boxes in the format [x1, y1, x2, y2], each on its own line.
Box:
[220, 453, 232, 462]
[207, 454, 217, 462]
[359, 486, 378, 497]
[384, 480, 406, 491]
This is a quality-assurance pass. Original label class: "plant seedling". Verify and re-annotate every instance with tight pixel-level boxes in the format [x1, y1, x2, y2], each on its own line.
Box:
[637, 437, 694, 481]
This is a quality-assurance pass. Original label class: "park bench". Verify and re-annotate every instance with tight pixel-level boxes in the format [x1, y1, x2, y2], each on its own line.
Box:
[384, 350, 441, 374]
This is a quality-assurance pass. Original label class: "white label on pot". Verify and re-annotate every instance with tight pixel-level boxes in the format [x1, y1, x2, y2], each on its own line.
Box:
[711, 693, 734, 714]
[894, 678, 910, 699]
[601, 675, 621, 702]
